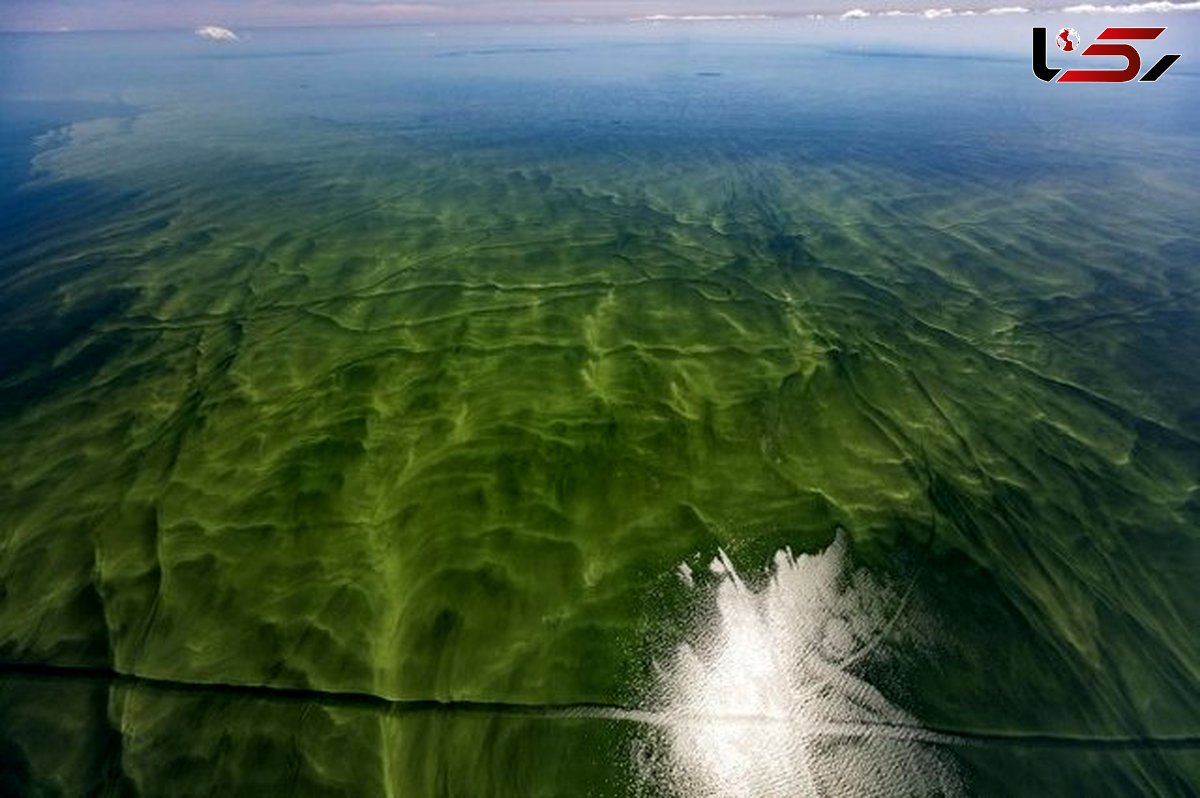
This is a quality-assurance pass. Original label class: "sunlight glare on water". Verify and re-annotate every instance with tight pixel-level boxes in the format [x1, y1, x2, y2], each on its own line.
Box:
[648, 534, 962, 797]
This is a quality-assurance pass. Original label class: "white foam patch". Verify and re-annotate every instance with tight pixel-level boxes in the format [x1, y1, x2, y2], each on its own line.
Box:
[641, 533, 962, 797]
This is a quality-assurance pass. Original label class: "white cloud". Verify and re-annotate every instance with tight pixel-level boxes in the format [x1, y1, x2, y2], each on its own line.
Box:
[1062, 0, 1200, 11]
[831, 0, 1200, 21]
[195, 25, 238, 41]
[840, 4, 1038, 20]
[630, 13, 774, 21]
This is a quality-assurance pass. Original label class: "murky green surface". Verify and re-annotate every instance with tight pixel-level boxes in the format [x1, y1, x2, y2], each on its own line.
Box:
[1, 22, 1198, 795]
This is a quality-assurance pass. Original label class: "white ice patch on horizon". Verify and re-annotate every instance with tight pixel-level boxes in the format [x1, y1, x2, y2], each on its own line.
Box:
[195, 25, 239, 41]
[642, 533, 961, 797]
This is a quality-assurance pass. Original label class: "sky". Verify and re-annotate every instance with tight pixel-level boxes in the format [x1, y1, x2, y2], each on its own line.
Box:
[0, 0, 1197, 31]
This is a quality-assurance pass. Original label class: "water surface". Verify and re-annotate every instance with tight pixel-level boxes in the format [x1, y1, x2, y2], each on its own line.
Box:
[1, 19, 1198, 796]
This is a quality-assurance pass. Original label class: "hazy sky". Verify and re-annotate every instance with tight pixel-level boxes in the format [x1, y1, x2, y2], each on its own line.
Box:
[1, 0, 1197, 30]
[5, 1, 798, 30]
[0, 0, 984, 30]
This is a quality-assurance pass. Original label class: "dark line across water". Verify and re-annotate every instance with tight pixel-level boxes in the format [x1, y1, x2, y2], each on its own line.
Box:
[3, 660, 1197, 751]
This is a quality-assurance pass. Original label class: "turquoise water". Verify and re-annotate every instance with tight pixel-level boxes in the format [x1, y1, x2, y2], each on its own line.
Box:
[1, 20, 1198, 796]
